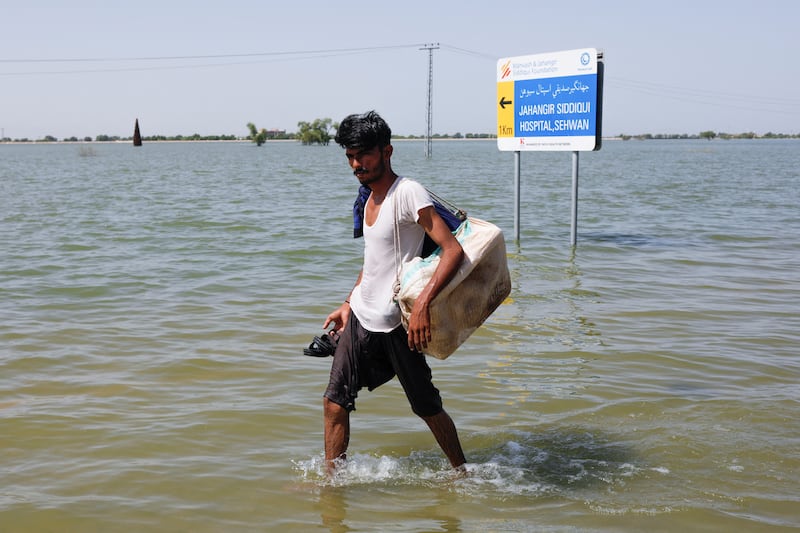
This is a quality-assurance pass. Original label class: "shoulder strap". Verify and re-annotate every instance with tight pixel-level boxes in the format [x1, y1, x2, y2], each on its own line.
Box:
[392, 188, 402, 300]
[427, 189, 467, 231]
[353, 185, 466, 239]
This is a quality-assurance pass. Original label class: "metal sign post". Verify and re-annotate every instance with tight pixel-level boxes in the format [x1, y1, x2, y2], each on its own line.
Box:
[571, 151, 579, 247]
[514, 151, 521, 244]
[497, 48, 603, 246]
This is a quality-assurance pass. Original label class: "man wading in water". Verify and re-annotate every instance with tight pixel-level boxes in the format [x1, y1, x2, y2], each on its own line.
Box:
[320, 111, 467, 475]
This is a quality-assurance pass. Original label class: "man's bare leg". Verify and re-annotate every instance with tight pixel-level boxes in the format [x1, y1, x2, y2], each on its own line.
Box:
[323, 397, 350, 474]
[422, 410, 466, 470]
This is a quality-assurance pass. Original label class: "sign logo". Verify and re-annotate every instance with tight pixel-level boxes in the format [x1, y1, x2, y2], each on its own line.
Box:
[499, 59, 512, 80]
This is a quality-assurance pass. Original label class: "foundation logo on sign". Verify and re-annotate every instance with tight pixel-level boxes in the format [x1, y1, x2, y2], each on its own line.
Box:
[498, 60, 512, 80]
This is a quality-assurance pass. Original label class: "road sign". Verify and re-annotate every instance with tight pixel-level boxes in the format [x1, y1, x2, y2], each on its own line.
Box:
[497, 48, 602, 151]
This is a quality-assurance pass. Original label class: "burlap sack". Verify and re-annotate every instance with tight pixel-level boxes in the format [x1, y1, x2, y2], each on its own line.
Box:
[396, 218, 511, 359]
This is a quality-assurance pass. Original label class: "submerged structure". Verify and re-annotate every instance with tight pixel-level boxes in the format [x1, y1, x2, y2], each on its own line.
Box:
[133, 119, 142, 146]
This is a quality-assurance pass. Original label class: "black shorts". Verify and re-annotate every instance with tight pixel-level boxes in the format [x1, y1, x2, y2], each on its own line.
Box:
[324, 311, 444, 417]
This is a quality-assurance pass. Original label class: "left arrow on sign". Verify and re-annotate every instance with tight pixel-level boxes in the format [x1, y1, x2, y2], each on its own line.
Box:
[499, 96, 513, 109]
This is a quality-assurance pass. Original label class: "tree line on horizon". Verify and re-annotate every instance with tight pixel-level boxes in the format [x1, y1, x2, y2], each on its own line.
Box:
[617, 131, 799, 140]
[1, 130, 498, 144]
[2, 121, 798, 144]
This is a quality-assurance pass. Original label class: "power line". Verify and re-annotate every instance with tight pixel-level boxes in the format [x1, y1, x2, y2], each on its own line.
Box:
[0, 49, 384, 77]
[0, 44, 427, 64]
[0, 42, 497, 79]
[611, 76, 800, 105]
[609, 77, 800, 115]
[439, 44, 497, 61]
[0, 44, 443, 80]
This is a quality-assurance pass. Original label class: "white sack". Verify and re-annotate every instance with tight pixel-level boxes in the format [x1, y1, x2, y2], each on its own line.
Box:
[396, 217, 512, 359]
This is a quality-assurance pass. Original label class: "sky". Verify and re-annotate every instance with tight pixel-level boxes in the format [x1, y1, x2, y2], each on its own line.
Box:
[2, 0, 798, 140]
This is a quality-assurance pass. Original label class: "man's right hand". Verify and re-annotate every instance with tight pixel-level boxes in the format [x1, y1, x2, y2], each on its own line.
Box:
[323, 301, 351, 333]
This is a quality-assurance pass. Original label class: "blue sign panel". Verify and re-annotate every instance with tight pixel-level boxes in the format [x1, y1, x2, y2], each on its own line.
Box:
[516, 74, 597, 138]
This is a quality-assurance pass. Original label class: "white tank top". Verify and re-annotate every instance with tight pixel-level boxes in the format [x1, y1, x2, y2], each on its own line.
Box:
[350, 177, 432, 332]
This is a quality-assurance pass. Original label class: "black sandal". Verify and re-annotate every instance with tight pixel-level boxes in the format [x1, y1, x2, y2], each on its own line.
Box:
[303, 330, 340, 357]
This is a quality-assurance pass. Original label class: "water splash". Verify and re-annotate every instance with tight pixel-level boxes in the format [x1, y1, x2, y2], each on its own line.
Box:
[293, 428, 660, 500]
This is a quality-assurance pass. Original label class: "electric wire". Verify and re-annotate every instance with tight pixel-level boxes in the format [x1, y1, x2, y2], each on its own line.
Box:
[0, 44, 425, 76]
[3, 42, 797, 117]
[0, 44, 427, 63]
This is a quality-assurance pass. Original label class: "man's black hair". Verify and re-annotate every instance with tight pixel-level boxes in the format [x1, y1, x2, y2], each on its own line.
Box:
[334, 110, 392, 150]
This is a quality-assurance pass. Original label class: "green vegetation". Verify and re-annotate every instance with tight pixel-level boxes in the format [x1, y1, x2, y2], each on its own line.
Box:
[247, 123, 268, 146]
[142, 134, 238, 141]
[296, 118, 336, 145]
[615, 131, 799, 140]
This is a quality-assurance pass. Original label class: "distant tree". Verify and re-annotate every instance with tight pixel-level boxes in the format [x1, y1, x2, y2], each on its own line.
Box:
[297, 118, 336, 145]
[699, 130, 717, 140]
[247, 122, 268, 146]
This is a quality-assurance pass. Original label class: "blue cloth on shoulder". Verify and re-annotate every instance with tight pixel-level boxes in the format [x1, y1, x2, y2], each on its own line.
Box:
[353, 185, 463, 239]
[353, 185, 372, 238]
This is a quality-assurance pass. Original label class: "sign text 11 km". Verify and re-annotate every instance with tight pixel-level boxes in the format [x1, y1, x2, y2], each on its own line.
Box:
[497, 48, 602, 152]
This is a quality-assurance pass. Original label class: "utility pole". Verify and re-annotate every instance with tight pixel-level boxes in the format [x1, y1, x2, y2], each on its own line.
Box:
[420, 43, 439, 159]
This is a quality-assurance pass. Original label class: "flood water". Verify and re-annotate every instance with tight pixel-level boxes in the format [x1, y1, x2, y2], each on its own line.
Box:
[1, 139, 798, 531]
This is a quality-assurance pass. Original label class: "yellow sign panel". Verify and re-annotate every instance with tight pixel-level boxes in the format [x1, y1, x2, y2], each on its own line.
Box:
[497, 80, 514, 138]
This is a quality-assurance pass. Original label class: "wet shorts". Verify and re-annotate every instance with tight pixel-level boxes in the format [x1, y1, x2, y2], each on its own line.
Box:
[324, 311, 444, 417]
